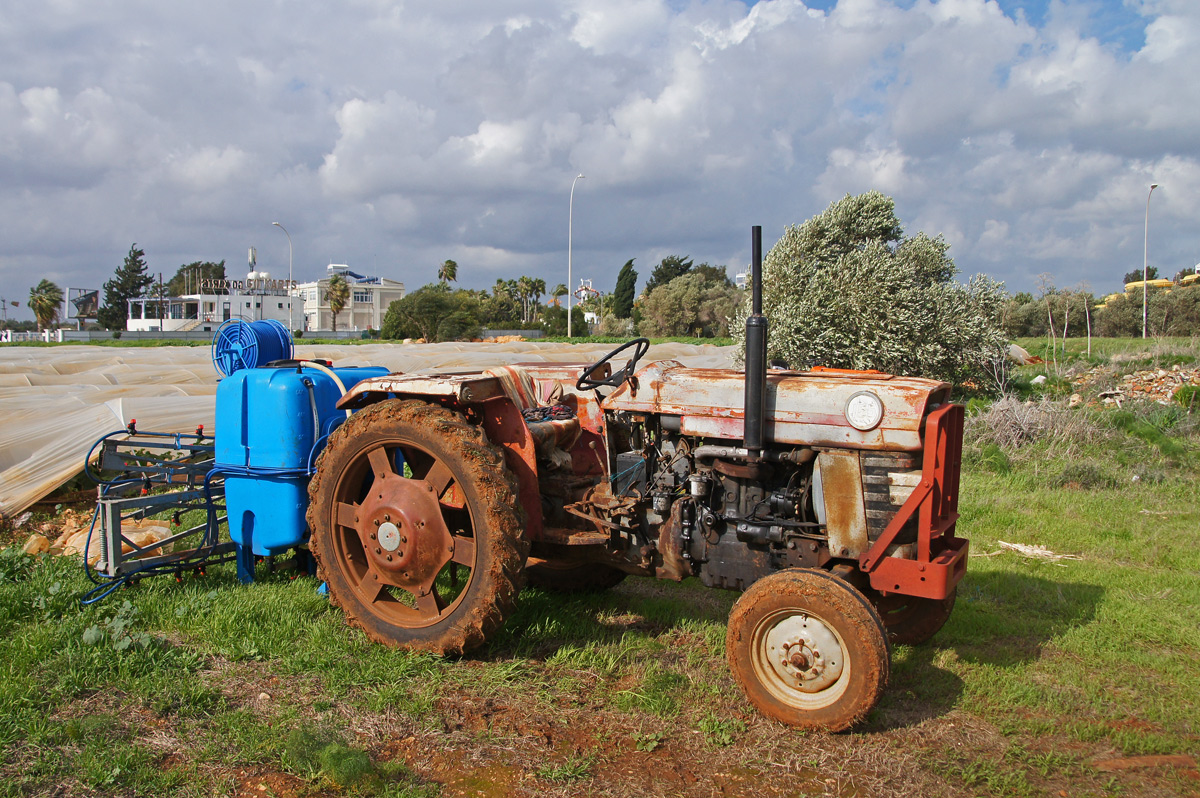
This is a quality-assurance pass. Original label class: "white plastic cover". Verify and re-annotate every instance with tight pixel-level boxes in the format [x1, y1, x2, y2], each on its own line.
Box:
[0, 342, 734, 517]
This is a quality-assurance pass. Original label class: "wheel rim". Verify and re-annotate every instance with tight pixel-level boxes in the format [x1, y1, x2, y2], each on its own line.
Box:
[329, 436, 479, 629]
[750, 608, 851, 710]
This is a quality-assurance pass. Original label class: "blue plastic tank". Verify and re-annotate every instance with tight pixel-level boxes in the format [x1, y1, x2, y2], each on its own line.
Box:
[215, 363, 389, 558]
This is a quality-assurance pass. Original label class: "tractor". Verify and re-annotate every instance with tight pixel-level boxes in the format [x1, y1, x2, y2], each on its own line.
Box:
[302, 227, 968, 731]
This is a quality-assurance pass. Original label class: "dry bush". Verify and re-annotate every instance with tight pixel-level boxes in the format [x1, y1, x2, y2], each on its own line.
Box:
[965, 397, 1112, 453]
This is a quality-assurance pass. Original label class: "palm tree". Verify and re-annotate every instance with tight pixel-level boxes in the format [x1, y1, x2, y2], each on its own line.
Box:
[28, 280, 63, 332]
[438, 259, 458, 285]
[325, 274, 350, 332]
[551, 283, 567, 307]
[516, 275, 534, 323]
[530, 278, 546, 319]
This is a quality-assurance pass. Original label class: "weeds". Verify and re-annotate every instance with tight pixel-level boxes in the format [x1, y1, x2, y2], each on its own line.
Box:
[535, 752, 595, 783]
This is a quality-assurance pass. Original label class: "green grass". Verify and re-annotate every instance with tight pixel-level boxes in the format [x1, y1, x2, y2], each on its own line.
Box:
[1, 338, 1198, 796]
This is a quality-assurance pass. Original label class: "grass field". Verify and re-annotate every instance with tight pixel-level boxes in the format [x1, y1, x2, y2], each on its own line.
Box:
[0, 338, 1197, 797]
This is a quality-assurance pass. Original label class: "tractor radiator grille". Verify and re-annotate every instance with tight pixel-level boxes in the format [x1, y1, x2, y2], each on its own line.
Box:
[861, 452, 920, 543]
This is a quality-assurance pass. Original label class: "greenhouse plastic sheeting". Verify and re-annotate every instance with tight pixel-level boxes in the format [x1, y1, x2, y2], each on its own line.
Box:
[0, 342, 736, 518]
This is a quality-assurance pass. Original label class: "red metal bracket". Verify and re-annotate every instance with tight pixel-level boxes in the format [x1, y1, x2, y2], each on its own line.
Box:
[859, 403, 968, 600]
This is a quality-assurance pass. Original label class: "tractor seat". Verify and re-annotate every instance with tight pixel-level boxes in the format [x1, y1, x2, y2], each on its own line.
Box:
[483, 366, 581, 466]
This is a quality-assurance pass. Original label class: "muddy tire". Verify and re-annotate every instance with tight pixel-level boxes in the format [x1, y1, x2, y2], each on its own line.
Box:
[307, 399, 526, 655]
[726, 568, 889, 731]
[525, 561, 627, 593]
[870, 588, 957, 646]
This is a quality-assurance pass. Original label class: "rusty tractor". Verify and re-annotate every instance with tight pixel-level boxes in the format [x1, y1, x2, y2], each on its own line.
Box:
[305, 227, 967, 730]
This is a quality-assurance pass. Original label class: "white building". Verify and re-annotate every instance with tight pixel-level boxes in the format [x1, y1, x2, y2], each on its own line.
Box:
[125, 270, 299, 332]
[295, 265, 405, 332]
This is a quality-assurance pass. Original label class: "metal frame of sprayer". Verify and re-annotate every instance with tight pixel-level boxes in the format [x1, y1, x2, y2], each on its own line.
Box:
[80, 319, 316, 603]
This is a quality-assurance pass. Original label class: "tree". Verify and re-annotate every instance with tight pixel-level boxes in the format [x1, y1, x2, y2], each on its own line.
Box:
[1123, 266, 1159, 285]
[638, 271, 741, 338]
[613, 259, 637, 318]
[166, 261, 227, 296]
[551, 283, 568, 307]
[438, 259, 458, 285]
[326, 274, 350, 332]
[752, 191, 1007, 387]
[381, 285, 481, 342]
[28, 280, 63, 331]
[99, 244, 154, 330]
[643, 255, 693, 296]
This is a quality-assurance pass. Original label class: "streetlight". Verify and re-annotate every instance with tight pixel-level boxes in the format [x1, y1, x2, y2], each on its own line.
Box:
[1142, 184, 1159, 339]
[272, 221, 293, 333]
[568, 173, 585, 338]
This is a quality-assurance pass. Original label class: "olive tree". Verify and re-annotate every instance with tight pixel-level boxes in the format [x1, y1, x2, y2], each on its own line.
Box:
[751, 191, 1007, 387]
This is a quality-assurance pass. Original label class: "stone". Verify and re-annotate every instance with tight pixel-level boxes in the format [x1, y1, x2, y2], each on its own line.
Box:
[21, 534, 50, 556]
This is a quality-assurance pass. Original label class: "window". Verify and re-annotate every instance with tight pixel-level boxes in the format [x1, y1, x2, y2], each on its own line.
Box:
[277, 303, 283, 309]
[353, 290, 372, 303]
[245, 302, 251, 308]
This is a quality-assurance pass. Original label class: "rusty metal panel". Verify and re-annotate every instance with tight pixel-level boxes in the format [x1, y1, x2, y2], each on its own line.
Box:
[815, 450, 869, 559]
[605, 361, 947, 451]
[337, 372, 508, 409]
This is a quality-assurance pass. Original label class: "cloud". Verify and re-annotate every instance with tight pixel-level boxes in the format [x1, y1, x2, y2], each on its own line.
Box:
[0, 0, 1196, 316]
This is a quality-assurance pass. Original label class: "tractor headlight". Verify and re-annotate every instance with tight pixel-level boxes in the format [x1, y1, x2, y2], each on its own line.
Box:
[845, 391, 884, 431]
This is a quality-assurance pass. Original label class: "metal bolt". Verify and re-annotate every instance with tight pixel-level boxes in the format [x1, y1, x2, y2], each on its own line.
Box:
[401, 535, 407, 544]
[385, 514, 390, 522]
[374, 547, 381, 555]
[370, 533, 376, 540]
[374, 519, 380, 526]
[386, 554, 393, 561]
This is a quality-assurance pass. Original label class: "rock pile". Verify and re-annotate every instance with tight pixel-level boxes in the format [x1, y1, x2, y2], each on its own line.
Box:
[1066, 364, 1197, 407]
[20, 508, 174, 566]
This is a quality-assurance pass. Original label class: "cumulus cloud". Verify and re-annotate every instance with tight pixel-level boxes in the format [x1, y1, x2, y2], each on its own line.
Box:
[0, 0, 1196, 315]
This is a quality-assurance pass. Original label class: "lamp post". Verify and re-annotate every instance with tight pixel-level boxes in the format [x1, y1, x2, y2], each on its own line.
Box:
[272, 221, 293, 333]
[1142, 184, 1159, 339]
[568, 173, 585, 338]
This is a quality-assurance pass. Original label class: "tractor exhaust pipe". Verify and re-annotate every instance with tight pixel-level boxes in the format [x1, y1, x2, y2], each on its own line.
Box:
[744, 225, 768, 457]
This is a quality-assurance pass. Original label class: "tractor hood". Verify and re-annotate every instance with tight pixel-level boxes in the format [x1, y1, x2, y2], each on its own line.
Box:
[603, 361, 951, 452]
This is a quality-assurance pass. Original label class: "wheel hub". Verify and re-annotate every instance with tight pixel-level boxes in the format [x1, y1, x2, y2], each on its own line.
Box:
[764, 613, 844, 693]
[356, 469, 453, 590]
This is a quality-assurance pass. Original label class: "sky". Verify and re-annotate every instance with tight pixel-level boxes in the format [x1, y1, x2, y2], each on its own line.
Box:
[1, 0, 1196, 323]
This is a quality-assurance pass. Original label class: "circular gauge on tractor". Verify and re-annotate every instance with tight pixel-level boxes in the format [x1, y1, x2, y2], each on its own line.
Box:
[844, 391, 884, 431]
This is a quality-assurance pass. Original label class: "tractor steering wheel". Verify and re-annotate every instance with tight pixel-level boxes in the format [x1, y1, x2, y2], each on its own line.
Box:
[576, 338, 651, 391]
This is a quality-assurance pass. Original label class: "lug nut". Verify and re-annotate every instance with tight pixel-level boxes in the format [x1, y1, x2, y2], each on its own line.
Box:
[386, 554, 393, 561]
[374, 547, 381, 555]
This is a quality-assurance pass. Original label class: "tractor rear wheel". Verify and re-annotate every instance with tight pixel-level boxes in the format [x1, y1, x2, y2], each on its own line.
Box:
[869, 588, 957, 646]
[307, 399, 526, 655]
[726, 568, 889, 731]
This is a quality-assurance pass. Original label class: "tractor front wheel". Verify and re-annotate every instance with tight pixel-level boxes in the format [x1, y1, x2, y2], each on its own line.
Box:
[525, 560, 627, 593]
[307, 400, 526, 655]
[726, 568, 889, 731]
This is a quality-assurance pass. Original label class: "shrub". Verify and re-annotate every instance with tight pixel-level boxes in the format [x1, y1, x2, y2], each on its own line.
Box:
[748, 191, 1007, 387]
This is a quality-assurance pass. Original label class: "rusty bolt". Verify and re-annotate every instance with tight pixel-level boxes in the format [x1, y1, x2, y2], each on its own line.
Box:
[372, 573, 378, 580]
[385, 514, 391, 522]
[374, 519, 380, 526]
[374, 547, 382, 555]
[386, 554, 393, 561]
[426, 484, 433, 492]
[370, 533, 376, 540]
[401, 535, 407, 544]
